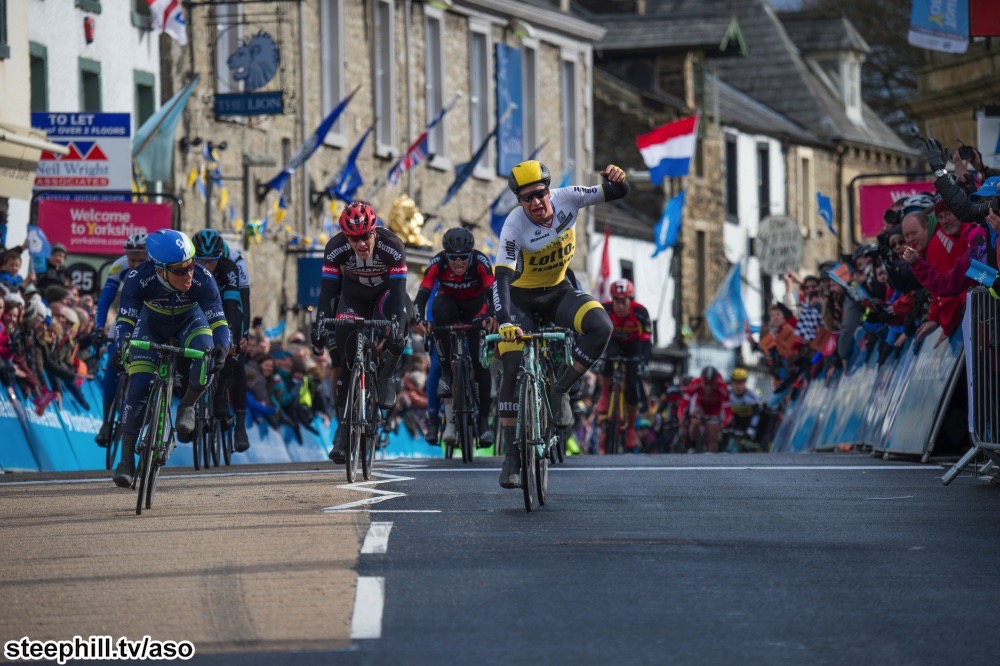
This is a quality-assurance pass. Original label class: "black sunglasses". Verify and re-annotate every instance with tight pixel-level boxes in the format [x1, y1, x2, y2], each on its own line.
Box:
[167, 264, 195, 276]
[447, 253, 471, 262]
[518, 188, 549, 203]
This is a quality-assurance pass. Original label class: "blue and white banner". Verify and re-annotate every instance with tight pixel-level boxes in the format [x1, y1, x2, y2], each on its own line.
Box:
[908, 0, 969, 54]
[652, 189, 685, 258]
[494, 44, 523, 177]
[704, 262, 749, 349]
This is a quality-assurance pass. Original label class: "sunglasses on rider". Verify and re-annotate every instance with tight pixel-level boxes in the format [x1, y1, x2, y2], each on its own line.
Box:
[167, 264, 195, 276]
[447, 253, 471, 262]
[518, 188, 549, 203]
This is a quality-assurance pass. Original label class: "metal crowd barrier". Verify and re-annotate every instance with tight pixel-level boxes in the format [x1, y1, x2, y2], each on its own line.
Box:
[942, 287, 1000, 485]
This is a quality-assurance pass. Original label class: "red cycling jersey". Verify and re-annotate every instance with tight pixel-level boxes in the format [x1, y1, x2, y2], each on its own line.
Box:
[678, 377, 732, 424]
[602, 301, 653, 344]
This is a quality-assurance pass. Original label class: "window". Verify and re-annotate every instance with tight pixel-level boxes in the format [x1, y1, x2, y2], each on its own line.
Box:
[281, 137, 293, 212]
[468, 22, 491, 178]
[620, 260, 634, 286]
[560, 54, 578, 184]
[215, 3, 243, 95]
[798, 154, 813, 235]
[521, 39, 539, 155]
[0, 0, 9, 60]
[79, 58, 102, 112]
[30, 43, 48, 112]
[75, 0, 102, 14]
[132, 0, 151, 29]
[374, 0, 396, 157]
[134, 71, 155, 130]
[320, 0, 346, 145]
[843, 57, 862, 123]
[425, 8, 448, 163]
[757, 143, 770, 218]
[696, 231, 707, 316]
[725, 135, 738, 222]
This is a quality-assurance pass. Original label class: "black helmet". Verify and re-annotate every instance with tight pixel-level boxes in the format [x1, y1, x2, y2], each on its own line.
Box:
[508, 160, 551, 194]
[701, 366, 719, 383]
[192, 229, 225, 260]
[442, 227, 475, 254]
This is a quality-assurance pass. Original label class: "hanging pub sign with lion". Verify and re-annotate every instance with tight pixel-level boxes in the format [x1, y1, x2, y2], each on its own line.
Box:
[213, 22, 286, 118]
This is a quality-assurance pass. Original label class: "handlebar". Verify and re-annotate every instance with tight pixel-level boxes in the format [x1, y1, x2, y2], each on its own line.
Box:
[318, 316, 397, 339]
[129, 339, 206, 360]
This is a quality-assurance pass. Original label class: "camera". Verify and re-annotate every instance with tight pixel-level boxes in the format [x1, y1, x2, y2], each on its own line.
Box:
[252, 316, 263, 328]
[990, 197, 1000, 215]
[958, 144, 976, 161]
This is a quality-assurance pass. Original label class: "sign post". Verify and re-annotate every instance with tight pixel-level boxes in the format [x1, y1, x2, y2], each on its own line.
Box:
[756, 215, 804, 277]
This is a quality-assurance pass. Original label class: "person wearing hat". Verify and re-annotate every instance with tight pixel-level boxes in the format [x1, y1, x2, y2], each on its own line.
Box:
[35, 242, 69, 291]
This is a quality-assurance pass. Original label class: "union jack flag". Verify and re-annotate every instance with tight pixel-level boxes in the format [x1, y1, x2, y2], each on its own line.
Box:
[387, 94, 460, 188]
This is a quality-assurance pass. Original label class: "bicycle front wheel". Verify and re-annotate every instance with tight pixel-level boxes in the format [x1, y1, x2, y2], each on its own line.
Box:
[135, 385, 162, 515]
[346, 363, 363, 483]
[454, 361, 474, 464]
[519, 379, 537, 512]
[361, 383, 377, 481]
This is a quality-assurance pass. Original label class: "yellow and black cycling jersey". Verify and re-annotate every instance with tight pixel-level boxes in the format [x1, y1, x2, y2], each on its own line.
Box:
[494, 186, 607, 290]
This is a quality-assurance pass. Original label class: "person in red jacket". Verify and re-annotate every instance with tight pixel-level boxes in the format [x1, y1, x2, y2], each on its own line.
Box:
[678, 367, 732, 453]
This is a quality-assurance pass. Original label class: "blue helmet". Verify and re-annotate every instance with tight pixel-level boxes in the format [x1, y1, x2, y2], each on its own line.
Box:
[146, 229, 195, 268]
[192, 229, 225, 260]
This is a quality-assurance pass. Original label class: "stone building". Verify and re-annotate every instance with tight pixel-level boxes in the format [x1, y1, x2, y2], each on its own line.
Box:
[160, 0, 605, 331]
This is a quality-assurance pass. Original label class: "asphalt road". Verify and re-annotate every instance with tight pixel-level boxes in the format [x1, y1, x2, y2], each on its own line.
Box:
[3, 453, 999, 665]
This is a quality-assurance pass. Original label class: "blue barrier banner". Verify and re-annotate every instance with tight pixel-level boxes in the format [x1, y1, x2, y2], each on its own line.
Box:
[0, 387, 39, 472]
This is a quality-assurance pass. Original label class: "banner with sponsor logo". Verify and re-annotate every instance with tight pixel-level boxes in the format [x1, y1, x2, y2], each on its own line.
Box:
[31, 112, 131, 199]
[858, 181, 936, 238]
[36, 200, 171, 256]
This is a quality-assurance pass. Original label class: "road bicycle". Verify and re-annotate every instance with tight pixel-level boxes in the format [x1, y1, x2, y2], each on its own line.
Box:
[127, 339, 206, 515]
[320, 316, 396, 483]
[192, 374, 233, 469]
[102, 365, 129, 471]
[684, 412, 723, 453]
[483, 329, 572, 512]
[598, 356, 643, 455]
[534, 325, 572, 463]
[431, 323, 484, 464]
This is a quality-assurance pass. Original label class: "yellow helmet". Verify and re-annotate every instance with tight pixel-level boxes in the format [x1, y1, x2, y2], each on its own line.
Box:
[731, 367, 749, 382]
[508, 160, 551, 194]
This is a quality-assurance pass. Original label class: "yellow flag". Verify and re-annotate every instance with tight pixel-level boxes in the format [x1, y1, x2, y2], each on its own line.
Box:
[218, 188, 229, 211]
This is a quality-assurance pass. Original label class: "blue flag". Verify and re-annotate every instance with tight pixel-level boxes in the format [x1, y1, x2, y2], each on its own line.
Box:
[652, 190, 685, 258]
[133, 74, 200, 183]
[326, 124, 374, 203]
[265, 89, 357, 194]
[557, 165, 574, 189]
[439, 123, 502, 208]
[704, 263, 749, 349]
[816, 191, 836, 236]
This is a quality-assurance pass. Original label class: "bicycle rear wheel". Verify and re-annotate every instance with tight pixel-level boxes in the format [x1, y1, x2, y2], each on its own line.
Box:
[346, 364, 363, 483]
[192, 399, 204, 470]
[520, 380, 537, 512]
[361, 385, 377, 481]
[536, 383, 550, 506]
[454, 362, 474, 464]
[221, 422, 233, 466]
[210, 419, 222, 467]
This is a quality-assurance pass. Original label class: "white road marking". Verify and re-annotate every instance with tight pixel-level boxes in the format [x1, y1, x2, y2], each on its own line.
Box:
[336, 510, 442, 513]
[865, 495, 915, 500]
[361, 522, 393, 554]
[323, 471, 418, 513]
[350, 576, 385, 640]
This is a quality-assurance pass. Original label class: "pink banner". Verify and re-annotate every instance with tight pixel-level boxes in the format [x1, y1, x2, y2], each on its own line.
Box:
[36, 200, 172, 256]
[858, 181, 936, 238]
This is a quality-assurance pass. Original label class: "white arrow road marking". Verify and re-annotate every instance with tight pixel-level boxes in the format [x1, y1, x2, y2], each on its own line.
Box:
[361, 522, 393, 554]
[351, 576, 385, 639]
[323, 470, 427, 512]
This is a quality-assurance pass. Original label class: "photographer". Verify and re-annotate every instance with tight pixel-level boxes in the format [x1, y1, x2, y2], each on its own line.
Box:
[924, 138, 999, 231]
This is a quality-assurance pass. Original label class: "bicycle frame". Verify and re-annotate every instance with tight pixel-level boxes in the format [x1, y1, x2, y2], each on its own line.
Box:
[433, 323, 482, 463]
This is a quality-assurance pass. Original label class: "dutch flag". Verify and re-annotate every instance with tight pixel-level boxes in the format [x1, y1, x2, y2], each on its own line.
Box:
[636, 115, 699, 185]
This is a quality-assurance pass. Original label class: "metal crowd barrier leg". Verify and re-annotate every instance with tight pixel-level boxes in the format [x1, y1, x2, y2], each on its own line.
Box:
[943, 288, 1000, 485]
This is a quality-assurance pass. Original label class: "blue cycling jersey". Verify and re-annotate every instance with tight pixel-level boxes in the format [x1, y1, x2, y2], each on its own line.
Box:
[114, 262, 231, 349]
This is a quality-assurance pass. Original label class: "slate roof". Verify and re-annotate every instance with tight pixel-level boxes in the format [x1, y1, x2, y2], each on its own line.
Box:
[593, 15, 744, 54]
[593, 197, 659, 242]
[711, 74, 823, 146]
[625, 0, 914, 154]
[779, 12, 871, 55]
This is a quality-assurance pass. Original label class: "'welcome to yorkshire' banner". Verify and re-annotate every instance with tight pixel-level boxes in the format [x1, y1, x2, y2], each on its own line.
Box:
[908, 0, 970, 54]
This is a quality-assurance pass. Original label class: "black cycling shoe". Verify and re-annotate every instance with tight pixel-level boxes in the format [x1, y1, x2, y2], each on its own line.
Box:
[113, 436, 137, 488]
[376, 351, 400, 409]
[329, 424, 349, 464]
[477, 415, 494, 448]
[95, 421, 111, 448]
[233, 412, 250, 453]
[550, 390, 574, 429]
[175, 404, 196, 435]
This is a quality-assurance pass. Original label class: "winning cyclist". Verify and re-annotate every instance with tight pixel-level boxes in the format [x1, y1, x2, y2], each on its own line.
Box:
[413, 227, 496, 447]
[312, 201, 411, 464]
[192, 229, 251, 453]
[94, 232, 148, 447]
[112, 229, 231, 487]
[595, 278, 652, 451]
[678, 366, 732, 453]
[493, 160, 628, 488]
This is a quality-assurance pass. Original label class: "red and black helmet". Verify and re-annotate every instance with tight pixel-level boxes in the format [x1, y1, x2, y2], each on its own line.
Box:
[610, 278, 635, 299]
[339, 201, 378, 237]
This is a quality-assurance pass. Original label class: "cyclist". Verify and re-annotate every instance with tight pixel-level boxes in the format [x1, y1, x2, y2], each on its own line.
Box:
[192, 229, 250, 453]
[677, 366, 732, 453]
[728, 367, 762, 439]
[413, 227, 496, 447]
[94, 232, 148, 447]
[493, 160, 628, 488]
[312, 201, 410, 464]
[111, 229, 231, 487]
[222, 239, 252, 349]
[595, 278, 652, 451]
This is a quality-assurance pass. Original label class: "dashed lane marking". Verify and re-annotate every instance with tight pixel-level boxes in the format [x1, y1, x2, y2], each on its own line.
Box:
[350, 576, 385, 640]
[360, 522, 393, 554]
